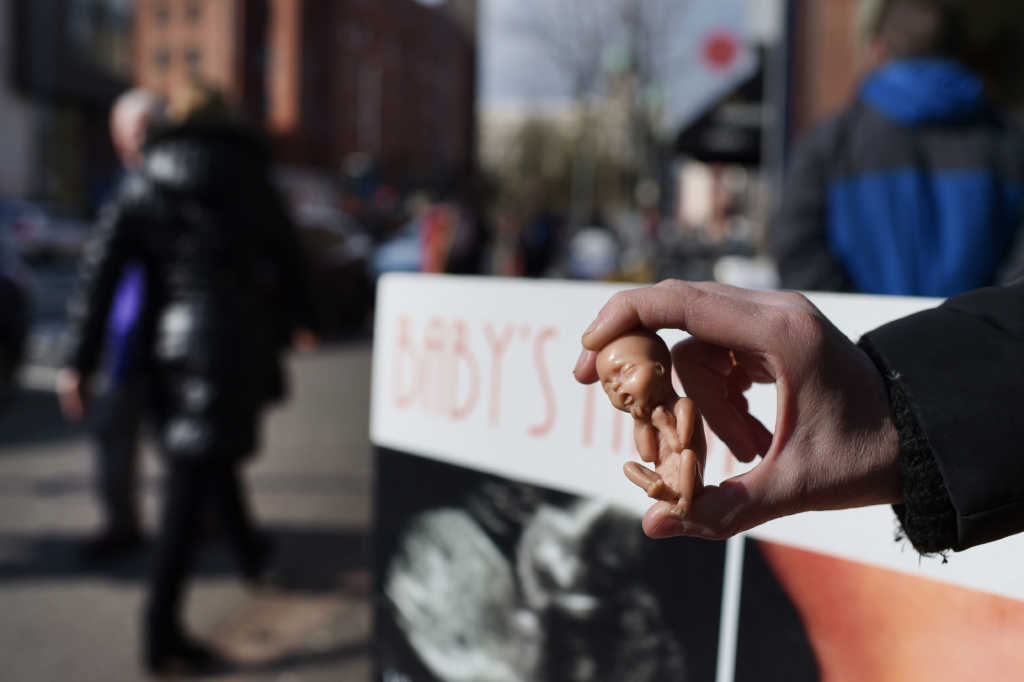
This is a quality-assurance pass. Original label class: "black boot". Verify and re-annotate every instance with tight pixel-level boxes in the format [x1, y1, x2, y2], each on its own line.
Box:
[241, 531, 276, 586]
[79, 527, 145, 562]
[144, 624, 231, 676]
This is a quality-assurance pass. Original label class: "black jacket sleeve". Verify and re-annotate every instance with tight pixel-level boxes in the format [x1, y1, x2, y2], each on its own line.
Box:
[769, 116, 854, 292]
[996, 227, 1024, 286]
[261, 176, 319, 337]
[859, 282, 1024, 551]
[63, 178, 142, 377]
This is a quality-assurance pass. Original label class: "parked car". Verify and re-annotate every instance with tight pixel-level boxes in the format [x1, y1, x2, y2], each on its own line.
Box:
[0, 197, 88, 265]
[0, 228, 30, 403]
[291, 201, 374, 337]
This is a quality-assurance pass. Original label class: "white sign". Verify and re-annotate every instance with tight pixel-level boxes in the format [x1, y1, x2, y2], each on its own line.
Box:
[658, 0, 759, 135]
[370, 274, 1024, 602]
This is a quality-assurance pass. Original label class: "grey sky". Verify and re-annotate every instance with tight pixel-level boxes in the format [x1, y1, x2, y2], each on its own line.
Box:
[479, 0, 575, 102]
[478, 0, 761, 133]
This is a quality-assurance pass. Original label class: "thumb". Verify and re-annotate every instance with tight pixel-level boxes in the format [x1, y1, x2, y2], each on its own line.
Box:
[641, 466, 774, 540]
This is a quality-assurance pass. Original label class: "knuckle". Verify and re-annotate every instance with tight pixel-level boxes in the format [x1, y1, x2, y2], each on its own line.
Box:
[763, 307, 793, 339]
[654, 278, 699, 302]
[608, 290, 632, 308]
[782, 307, 827, 347]
[780, 290, 811, 308]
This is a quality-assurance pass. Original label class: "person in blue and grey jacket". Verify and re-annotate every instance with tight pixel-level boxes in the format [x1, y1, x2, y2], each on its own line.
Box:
[770, 0, 1024, 296]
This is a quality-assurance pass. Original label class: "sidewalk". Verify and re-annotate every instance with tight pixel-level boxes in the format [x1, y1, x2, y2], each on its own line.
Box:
[0, 344, 374, 681]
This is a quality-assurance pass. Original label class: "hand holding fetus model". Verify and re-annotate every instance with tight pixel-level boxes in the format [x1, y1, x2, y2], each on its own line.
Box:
[595, 331, 706, 518]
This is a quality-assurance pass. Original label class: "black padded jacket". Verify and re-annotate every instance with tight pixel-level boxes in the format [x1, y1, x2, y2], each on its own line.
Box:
[64, 122, 316, 460]
[859, 281, 1024, 552]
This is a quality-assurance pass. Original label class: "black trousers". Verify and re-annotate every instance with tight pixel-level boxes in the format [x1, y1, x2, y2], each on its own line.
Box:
[92, 376, 147, 536]
[145, 458, 260, 641]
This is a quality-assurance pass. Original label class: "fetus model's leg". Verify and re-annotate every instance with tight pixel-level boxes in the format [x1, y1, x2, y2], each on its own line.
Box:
[623, 460, 676, 501]
[626, 420, 672, 500]
[667, 397, 705, 517]
[668, 449, 699, 518]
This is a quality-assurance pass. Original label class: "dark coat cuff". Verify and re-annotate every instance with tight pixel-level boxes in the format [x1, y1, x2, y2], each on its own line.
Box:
[859, 285, 1024, 551]
[861, 336, 958, 553]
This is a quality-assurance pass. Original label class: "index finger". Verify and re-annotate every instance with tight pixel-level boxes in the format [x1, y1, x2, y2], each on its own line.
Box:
[580, 280, 774, 354]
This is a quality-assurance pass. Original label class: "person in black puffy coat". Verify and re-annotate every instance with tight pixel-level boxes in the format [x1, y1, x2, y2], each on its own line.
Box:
[58, 82, 318, 674]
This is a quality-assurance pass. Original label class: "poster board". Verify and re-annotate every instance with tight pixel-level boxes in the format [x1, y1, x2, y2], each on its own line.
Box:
[371, 274, 1024, 682]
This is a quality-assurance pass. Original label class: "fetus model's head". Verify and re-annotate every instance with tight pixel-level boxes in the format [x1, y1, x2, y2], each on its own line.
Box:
[594, 330, 675, 420]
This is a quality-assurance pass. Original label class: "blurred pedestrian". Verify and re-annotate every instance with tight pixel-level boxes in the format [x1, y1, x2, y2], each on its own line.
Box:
[522, 207, 560, 278]
[58, 80, 318, 674]
[71, 88, 163, 560]
[770, 0, 1024, 295]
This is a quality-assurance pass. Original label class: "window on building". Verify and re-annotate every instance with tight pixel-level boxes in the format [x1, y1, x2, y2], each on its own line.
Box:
[153, 47, 171, 69]
[155, 3, 171, 25]
[186, 1, 202, 23]
[184, 46, 202, 71]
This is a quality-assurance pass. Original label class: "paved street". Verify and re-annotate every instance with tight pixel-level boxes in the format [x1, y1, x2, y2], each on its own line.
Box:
[0, 343, 374, 681]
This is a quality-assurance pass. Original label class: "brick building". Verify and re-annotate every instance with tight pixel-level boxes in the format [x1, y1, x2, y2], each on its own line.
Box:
[133, 0, 268, 121]
[786, 0, 862, 136]
[134, 0, 476, 184]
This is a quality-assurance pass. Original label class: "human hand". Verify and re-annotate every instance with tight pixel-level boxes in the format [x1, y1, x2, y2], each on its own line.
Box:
[573, 280, 901, 540]
[292, 328, 319, 352]
[56, 368, 87, 421]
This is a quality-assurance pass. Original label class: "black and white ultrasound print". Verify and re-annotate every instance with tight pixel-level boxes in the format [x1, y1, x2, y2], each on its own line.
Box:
[375, 449, 726, 682]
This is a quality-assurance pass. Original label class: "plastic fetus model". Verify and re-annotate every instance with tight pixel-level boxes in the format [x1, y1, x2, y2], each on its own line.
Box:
[595, 330, 706, 518]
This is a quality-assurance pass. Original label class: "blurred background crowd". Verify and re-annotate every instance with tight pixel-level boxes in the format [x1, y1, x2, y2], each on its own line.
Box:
[4, 0, 1024, 384]
[1, 0, 1024, 678]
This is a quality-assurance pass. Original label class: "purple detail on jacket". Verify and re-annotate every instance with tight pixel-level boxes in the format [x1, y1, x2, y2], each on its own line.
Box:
[106, 263, 145, 381]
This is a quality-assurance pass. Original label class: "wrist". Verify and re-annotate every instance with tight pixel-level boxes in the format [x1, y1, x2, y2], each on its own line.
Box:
[843, 345, 902, 508]
[870, 399, 902, 505]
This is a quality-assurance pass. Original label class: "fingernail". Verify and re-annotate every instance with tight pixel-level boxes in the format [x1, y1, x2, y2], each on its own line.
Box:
[582, 317, 600, 339]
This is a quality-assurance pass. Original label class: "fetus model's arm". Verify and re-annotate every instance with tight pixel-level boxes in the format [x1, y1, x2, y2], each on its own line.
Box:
[650, 404, 683, 453]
